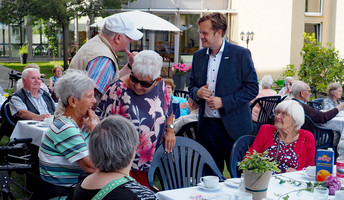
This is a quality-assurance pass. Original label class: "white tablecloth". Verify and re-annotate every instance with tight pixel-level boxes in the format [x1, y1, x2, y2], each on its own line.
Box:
[323, 116, 344, 135]
[10, 120, 50, 146]
[156, 171, 336, 200]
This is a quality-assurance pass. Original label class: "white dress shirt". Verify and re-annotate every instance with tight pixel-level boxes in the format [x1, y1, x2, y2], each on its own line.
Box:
[204, 40, 225, 118]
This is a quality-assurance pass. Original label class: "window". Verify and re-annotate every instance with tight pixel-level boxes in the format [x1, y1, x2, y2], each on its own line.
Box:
[178, 14, 200, 63]
[304, 23, 322, 43]
[305, 0, 323, 15]
[0, 23, 9, 57]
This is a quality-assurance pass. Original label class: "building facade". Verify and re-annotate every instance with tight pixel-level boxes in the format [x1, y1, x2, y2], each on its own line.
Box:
[1, 0, 343, 80]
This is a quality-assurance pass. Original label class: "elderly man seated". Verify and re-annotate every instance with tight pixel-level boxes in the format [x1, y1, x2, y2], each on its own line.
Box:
[174, 97, 199, 133]
[291, 81, 344, 143]
[9, 68, 55, 121]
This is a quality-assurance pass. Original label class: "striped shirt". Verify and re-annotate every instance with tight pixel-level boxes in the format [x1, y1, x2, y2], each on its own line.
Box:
[39, 116, 90, 187]
[87, 56, 116, 94]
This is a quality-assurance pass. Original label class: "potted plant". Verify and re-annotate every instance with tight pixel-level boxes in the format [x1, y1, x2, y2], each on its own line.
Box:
[19, 44, 28, 64]
[238, 150, 280, 200]
[172, 61, 192, 90]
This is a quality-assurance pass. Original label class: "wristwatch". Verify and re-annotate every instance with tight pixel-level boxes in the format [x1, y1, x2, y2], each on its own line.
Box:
[166, 124, 174, 129]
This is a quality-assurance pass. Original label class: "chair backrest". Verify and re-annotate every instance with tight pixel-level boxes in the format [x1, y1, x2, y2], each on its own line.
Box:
[173, 89, 189, 99]
[304, 115, 334, 150]
[147, 136, 225, 192]
[229, 135, 256, 178]
[175, 121, 198, 140]
[250, 95, 281, 134]
[307, 98, 324, 110]
[3, 102, 16, 127]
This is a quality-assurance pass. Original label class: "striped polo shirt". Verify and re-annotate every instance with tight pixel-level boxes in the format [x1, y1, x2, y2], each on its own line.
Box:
[87, 56, 116, 95]
[39, 116, 90, 187]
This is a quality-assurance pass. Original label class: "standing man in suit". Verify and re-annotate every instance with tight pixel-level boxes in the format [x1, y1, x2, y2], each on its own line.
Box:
[188, 12, 258, 173]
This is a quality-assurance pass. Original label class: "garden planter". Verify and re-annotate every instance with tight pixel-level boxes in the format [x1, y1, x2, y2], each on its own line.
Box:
[244, 170, 272, 200]
[20, 54, 28, 64]
[173, 74, 187, 90]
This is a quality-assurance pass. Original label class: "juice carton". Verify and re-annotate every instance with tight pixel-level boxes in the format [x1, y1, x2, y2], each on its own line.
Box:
[315, 149, 334, 182]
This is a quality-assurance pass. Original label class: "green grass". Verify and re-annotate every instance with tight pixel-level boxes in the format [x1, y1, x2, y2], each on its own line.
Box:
[0, 61, 64, 78]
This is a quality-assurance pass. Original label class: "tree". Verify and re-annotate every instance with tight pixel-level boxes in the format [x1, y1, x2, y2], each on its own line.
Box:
[298, 33, 344, 93]
[0, 0, 135, 68]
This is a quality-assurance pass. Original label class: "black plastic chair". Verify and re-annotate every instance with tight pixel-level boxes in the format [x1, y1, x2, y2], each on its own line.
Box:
[304, 115, 334, 150]
[250, 95, 281, 134]
[229, 135, 256, 178]
[3, 102, 16, 128]
[307, 98, 324, 110]
[173, 89, 189, 99]
[0, 99, 16, 141]
[147, 136, 225, 192]
[175, 121, 198, 140]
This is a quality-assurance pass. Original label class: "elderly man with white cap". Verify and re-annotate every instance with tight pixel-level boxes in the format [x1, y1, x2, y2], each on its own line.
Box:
[70, 13, 143, 104]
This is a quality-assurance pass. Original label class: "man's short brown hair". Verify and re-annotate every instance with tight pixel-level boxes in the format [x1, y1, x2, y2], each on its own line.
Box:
[198, 12, 227, 37]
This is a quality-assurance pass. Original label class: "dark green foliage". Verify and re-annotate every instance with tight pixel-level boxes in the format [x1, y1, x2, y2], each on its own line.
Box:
[298, 33, 344, 92]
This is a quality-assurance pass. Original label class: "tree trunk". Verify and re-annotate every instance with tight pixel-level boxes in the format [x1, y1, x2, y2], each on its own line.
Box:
[62, 24, 69, 70]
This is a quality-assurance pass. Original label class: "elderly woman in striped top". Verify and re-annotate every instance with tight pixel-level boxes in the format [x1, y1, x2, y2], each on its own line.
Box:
[39, 70, 99, 198]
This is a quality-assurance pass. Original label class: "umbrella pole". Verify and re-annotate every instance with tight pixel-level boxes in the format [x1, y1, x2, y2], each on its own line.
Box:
[168, 31, 172, 78]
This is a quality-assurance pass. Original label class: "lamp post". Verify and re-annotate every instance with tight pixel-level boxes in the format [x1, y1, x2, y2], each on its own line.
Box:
[240, 31, 254, 48]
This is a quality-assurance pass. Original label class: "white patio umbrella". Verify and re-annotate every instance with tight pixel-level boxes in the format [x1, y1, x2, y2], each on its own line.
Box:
[91, 10, 180, 32]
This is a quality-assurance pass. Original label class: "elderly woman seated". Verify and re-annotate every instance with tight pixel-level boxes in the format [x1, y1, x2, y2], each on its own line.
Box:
[323, 83, 343, 111]
[278, 76, 294, 96]
[251, 75, 277, 122]
[71, 116, 157, 199]
[247, 100, 315, 173]
[164, 78, 190, 117]
[39, 70, 99, 198]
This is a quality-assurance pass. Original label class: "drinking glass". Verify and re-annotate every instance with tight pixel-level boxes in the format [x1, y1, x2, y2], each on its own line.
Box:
[313, 186, 329, 200]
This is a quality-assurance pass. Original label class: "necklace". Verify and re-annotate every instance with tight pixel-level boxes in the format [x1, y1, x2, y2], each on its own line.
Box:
[113, 171, 129, 177]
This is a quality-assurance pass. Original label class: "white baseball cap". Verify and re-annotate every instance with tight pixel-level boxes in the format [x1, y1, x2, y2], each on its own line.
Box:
[104, 13, 143, 40]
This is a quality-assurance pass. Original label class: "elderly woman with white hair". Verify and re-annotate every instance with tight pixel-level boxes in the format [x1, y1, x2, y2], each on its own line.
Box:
[278, 76, 294, 96]
[248, 100, 315, 173]
[39, 70, 99, 198]
[71, 116, 157, 199]
[96, 50, 175, 187]
[251, 75, 277, 122]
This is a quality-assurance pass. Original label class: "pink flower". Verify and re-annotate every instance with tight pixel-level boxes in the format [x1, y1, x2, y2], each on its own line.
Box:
[137, 139, 156, 166]
[145, 97, 163, 118]
[326, 175, 341, 195]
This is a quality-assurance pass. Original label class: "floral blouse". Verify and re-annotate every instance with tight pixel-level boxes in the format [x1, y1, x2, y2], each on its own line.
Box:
[266, 131, 299, 173]
[96, 79, 172, 172]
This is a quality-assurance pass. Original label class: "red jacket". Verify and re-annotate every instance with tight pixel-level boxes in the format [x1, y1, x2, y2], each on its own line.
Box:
[248, 124, 315, 171]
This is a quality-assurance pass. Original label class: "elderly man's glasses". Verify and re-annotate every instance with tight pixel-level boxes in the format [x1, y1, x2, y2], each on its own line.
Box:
[129, 73, 156, 88]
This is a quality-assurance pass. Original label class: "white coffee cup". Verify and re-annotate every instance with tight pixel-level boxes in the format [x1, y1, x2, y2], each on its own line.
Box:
[234, 192, 252, 200]
[305, 166, 316, 177]
[335, 190, 344, 200]
[200, 176, 219, 188]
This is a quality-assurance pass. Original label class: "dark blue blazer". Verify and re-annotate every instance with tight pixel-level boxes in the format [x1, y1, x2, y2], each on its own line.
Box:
[188, 41, 259, 140]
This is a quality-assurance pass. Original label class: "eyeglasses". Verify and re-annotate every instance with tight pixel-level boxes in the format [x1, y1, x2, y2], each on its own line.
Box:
[274, 111, 289, 118]
[129, 73, 156, 88]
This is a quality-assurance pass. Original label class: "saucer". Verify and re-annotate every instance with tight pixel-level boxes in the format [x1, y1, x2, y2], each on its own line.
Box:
[224, 178, 241, 188]
[197, 183, 223, 191]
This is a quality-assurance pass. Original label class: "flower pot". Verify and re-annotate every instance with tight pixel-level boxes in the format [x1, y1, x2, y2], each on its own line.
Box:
[173, 74, 187, 90]
[20, 54, 28, 64]
[185, 71, 191, 87]
[244, 170, 272, 200]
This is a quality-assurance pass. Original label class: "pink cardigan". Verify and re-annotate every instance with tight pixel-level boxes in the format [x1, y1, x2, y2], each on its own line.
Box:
[248, 124, 315, 171]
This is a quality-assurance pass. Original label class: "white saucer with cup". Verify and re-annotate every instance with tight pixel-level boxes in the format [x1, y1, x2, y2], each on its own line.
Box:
[199, 175, 219, 189]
